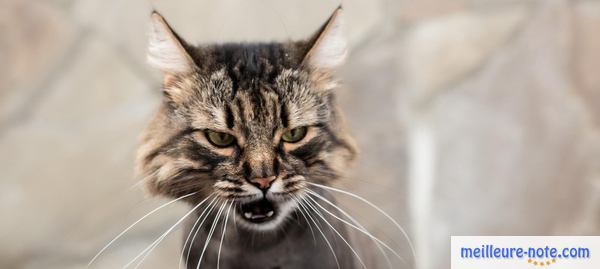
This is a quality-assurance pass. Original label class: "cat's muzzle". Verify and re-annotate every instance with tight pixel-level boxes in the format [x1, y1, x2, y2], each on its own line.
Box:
[238, 198, 276, 223]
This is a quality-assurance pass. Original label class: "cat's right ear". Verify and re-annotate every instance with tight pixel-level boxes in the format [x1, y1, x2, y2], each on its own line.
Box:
[302, 6, 347, 70]
[147, 11, 195, 84]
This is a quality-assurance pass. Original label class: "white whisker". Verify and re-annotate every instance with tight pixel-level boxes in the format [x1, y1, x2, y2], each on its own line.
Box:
[308, 182, 416, 261]
[196, 201, 227, 269]
[231, 202, 239, 234]
[292, 195, 317, 244]
[88, 192, 196, 266]
[135, 196, 213, 269]
[129, 169, 161, 190]
[179, 196, 218, 269]
[306, 190, 393, 269]
[305, 194, 404, 262]
[292, 194, 340, 269]
[217, 200, 233, 269]
[185, 198, 220, 267]
[302, 196, 367, 269]
[123, 194, 212, 269]
[305, 193, 404, 264]
[132, 195, 215, 269]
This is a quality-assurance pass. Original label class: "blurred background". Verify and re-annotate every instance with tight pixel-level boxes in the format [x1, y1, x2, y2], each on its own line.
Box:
[1, 0, 599, 268]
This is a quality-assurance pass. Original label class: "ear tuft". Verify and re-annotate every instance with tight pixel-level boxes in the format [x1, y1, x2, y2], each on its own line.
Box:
[147, 12, 194, 74]
[304, 7, 347, 70]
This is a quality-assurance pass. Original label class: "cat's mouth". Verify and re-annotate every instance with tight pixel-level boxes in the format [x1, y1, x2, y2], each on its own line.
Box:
[238, 198, 277, 223]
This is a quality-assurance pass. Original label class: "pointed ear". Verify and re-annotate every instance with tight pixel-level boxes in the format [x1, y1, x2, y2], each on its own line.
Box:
[303, 6, 347, 70]
[147, 11, 195, 78]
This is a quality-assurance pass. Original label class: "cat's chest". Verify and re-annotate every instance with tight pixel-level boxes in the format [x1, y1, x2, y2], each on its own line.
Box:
[196, 238, 356, 269]
[185, 219, 358, 269]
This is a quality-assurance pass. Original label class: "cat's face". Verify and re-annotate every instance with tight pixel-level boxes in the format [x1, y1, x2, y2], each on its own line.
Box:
[136, 8, 355, 231]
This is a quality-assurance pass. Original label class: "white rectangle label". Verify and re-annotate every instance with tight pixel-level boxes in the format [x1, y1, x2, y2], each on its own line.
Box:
[451, 236, 600, 269]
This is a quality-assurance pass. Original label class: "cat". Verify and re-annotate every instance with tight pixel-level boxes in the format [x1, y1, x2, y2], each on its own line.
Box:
[135, 6, 385, 269]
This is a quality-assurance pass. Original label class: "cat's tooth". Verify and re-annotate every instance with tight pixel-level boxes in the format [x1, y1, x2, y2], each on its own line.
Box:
[244, 212, 252, 219]
[266, 211, 274, 217]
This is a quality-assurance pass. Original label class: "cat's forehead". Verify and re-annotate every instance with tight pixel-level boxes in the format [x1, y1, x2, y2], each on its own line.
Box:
[175, 43, 329, 134]
[202, 72, 320, 115]
[183, 72, 326, 138]
[196, 42, 307, 86]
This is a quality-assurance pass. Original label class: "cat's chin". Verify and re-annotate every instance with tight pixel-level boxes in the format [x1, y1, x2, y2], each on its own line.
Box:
[235, 197, 297, 231]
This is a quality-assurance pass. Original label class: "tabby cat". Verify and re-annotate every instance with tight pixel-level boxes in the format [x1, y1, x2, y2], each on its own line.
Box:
[135, 7, 384, 269]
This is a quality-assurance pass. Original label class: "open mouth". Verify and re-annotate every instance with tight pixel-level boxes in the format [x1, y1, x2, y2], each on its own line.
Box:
[238, 198, 277, 223]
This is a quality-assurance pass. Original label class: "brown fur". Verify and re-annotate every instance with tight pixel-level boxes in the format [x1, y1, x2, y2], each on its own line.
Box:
[136, 12, 355, 203]
[135, 7, 374, 269]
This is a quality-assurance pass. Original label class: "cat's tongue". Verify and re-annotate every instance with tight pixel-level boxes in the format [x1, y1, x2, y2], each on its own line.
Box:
[240, 199, 275, 223]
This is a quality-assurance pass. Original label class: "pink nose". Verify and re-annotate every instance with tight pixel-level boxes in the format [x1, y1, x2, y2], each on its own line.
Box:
[249, 176, 276, 189]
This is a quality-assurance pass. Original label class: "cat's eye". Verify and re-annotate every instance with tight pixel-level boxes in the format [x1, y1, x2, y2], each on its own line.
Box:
[281, 127, 308, 143]
[206, 131, 235, 147]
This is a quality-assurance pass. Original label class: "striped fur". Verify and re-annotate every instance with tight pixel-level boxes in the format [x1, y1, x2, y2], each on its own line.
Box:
[137, 11, 356, 208]
[133, 8, 379, 269]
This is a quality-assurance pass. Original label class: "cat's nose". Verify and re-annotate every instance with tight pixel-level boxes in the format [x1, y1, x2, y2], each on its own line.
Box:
[249, 176, 276, 190]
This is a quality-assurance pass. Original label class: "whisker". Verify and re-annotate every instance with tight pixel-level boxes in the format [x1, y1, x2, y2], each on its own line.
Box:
[217, 200, 234, 269]
[308, 182, 416, 261]
[129, 170, 159, 190]
[302, 196, 367, 269]
[306, 190, 393, 269]
[185, 198, 220, 267]
[196, 201, 227, 269]
[132, 195, 216, 269]
[88, 192, 197, 266]
[305, 194, 405, 266]
[179, 196, 219, 269]
[292, 194, 340, 269]
[292, 195, 317, 244]
[232, 201, 239, 232]
[135, 195, 214, 269]
[122, 194, 212, 269]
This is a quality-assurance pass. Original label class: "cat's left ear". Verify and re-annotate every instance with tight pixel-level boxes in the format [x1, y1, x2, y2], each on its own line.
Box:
[147, 11, 195, 83]
[303, 6, 347, 70]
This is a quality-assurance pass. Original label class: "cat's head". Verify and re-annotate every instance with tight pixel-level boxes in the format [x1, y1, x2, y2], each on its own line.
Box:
[136, 7, 355, 231]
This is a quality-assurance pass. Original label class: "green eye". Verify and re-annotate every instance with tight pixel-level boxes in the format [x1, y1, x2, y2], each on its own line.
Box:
[206, 131, 235, 147]
[282, 127, 308, 143]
